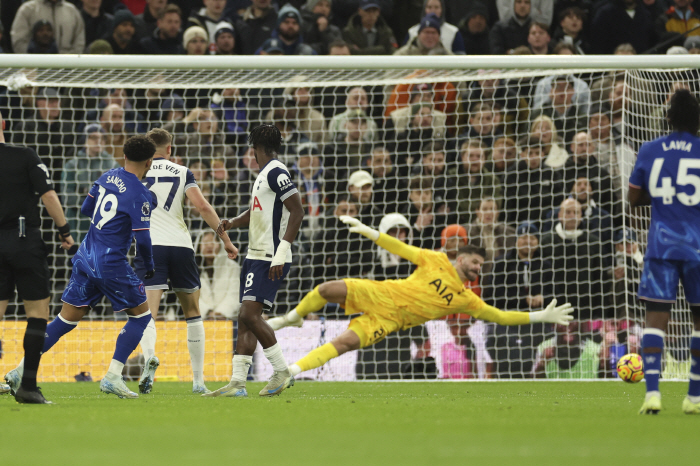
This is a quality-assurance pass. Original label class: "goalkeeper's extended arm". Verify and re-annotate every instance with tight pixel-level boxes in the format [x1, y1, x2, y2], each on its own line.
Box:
[474, 299, 574, 326]
[339, 215, 422, 264]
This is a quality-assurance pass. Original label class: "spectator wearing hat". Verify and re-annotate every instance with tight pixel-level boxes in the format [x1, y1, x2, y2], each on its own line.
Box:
[551, 6, 590, 55]
[590, 0, 655, 54]
[343, 0, 397, 55]
[61, 124, 119, 241]
[187, 0, 236, 52]
[489, 0, 532, 54]
[346, 169, 383, 227]
[458, 2, 492, 55]
[135, 0, 167, 40]
[301, 0, 343, 55]
[183, 25, 208, 54]
[80, 0, 114, 47]
[655, 0, 700, 52]
[11, 0, 85, 54]
[258, 37, 285, 54]
[610, 227, 644, 319]
[540, 198, 608, 320]
[395, 13, 453, 55]
[12, 88, 75, 180]
[440, 224, 468, 263]
[140, 4, 184, 54]
[213, 21, 236, 54]
[405, 0, 466, 54]
[234, 0, 278, 55]
[101, 8, 142, 54]
[88, 38, 113, 54]
[254, 4, 315, 55]
[466, 197, 515, 272]
[26, 20, 59, 54]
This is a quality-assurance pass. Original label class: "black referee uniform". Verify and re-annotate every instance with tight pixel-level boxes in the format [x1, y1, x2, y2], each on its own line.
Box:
[0, 143, 53, 303]
[0, 141, 63, 404]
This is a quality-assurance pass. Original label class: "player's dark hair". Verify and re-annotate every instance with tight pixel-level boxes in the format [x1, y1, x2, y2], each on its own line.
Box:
[457, 244, 486, 260]
[124, 135, 156, 162]
[667, 88, 700, 134]
[146, 128, 172, 147]
[248, 124, 282, 156]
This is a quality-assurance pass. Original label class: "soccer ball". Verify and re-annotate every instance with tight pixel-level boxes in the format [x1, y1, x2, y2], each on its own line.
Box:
[616, 353, 644, 383]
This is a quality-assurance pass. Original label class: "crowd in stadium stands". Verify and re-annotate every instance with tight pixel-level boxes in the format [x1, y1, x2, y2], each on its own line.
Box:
[2, 0, 697, 380]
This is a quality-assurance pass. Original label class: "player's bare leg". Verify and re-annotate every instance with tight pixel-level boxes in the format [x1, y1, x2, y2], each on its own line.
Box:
[683, 310, 700, 414]
[268, 280, 348, 330]
[138, 289, 163, 394]
[205, 300, 293, 397]
[176, 290, 208, 393]
[640, 305, 671, 414]
[288, 328, 361, 377]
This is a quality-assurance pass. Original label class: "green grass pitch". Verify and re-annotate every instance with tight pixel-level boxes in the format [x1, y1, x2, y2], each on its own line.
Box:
[1, 381, 695, 465]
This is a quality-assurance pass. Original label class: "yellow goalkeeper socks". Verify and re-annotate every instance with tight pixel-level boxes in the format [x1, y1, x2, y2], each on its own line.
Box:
[295, 286, 327, 318]
[294, 343, 339, 373]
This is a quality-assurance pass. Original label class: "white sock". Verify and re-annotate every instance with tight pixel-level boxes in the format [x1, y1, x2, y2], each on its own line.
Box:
[231, 355, 253, 383]
[289, 364, 301, 377]
[689, 395, 700, 404]
[105, 359, 125, 382]
[645, 391, 661, 401]
[187, 317, 205, 385]
[263, 343, 288, 372]
[287, 309, 300, 321]
[139, 318, 157, 360]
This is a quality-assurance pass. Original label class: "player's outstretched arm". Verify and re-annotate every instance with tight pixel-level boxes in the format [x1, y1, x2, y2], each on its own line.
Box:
[217, 209, 250, 236]
[269, 192, 305, 280]
[41, 189, 74, 250]
[339, 216, 422, 264]
[472, 299, 574, 326]
[186, 186, 238, 259]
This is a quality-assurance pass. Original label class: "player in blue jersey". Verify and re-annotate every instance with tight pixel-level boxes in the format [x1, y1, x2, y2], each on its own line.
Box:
[629, 89, 700, 415]
[205, 124, 305, 398]
[4, 135, 157, 399]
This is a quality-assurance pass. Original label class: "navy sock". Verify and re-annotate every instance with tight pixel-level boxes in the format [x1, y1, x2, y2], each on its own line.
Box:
[21, 318, 47, 391]
[113, 311, 151, 364]
[689, 331, 700, 398]
[43, 314, 78, 353]
[642, 329, 665, 394]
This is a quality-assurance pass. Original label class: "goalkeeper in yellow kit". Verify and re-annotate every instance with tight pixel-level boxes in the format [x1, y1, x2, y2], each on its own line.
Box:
[268, 216, 574, 378]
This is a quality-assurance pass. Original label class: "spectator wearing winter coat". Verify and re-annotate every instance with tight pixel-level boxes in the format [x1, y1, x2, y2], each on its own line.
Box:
[405, 0, 466, 54]
[140, 4, 184, 54]
[395, 13, 454, 55]
[26, 20, 59, 53]
[101, 8, 142, 54]
[458, 2, 491, 55]
[497, 0, 553, 26]
[80, 0, 113, 47]
[255, 4, 316, 55]
[187, 0, 236, 52]
[11, 0, 85, 54]
[342, 0, 397, 54]
[590, 0, 655, 54]
[301, 0, 343, 54]
[489, 0, 532, 54]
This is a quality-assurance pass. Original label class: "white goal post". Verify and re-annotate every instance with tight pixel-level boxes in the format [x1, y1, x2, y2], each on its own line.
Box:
[0, 54, 696, 382]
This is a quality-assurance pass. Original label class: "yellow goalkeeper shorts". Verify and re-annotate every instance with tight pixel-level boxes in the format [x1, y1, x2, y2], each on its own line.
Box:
[343, 278, 403, 348]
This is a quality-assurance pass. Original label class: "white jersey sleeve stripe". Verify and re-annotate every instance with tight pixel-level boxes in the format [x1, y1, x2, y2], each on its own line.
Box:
[280, 188, 298, 202]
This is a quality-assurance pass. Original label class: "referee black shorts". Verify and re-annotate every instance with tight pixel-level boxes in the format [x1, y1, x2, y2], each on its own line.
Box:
[0, 229, 50, 301]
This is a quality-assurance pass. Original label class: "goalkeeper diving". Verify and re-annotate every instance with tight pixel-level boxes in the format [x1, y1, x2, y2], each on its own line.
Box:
[268, 216, 574, 378]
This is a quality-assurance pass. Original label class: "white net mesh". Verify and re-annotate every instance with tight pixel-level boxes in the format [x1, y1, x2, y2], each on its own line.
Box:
[0, 60, 691, 381]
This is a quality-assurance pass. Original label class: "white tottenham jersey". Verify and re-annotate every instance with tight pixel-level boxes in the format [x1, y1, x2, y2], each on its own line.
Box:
[144, 157, 198, 249]
[247, 159, 298, 262]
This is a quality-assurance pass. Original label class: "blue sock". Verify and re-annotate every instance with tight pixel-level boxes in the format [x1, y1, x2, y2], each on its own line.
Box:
[112, 311, 151, 364]
[642, 329, 665, 395]
[689, 331, 700, 399]
[42, 314, 79, 353]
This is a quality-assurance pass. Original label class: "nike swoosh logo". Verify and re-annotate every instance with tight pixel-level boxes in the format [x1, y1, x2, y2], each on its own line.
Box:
[244, 289, 252, 293]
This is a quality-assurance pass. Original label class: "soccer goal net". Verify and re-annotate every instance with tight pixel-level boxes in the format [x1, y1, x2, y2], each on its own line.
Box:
[0, 55, 694, 382]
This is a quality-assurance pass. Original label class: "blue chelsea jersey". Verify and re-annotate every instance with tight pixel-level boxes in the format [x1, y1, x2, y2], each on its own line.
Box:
[629, 131, 700, 261]
[73, 168, 153, 278]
